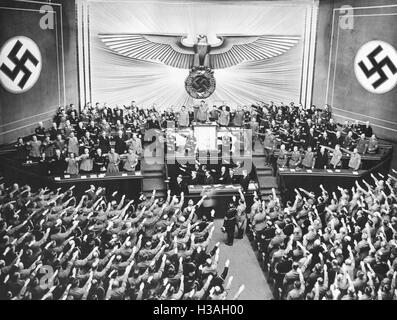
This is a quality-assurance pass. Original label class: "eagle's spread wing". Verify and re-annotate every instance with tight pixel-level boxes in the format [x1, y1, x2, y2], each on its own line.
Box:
[209, 35, 300, 69]
[98, 33, 195, 69]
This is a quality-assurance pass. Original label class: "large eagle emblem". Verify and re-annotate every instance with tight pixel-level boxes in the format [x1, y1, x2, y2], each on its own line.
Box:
[99, 33, 300, 99]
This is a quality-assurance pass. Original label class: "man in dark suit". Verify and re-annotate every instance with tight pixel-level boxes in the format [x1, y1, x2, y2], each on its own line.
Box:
[189, 171, 202, 185]
[147, 114, 161, 130]
[34, 122, 46, 141]
[217, 166, 230, 184]
[318, 131, 332, 149]
[226, 168, 239, 184]
[314, 146, 329, 169]
[203, 170, 215, 185]
[98, 131, 110, 154]
[361, 121, 373, 138]
[240, 170, 250, 192]
[173, 174, 188, 195]
[331, 130, 344, 149]
[223, 203, 237, 246]
[50, 149, 66, 176]
[114, 130, 127, 155]
[305, 128, 318, 150]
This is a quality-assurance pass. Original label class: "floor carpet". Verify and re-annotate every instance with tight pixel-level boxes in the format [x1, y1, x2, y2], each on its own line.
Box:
[208, 219, 273, 300]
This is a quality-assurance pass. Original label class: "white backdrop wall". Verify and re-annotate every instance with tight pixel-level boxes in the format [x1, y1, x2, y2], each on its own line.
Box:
[81, 0, 317, 109]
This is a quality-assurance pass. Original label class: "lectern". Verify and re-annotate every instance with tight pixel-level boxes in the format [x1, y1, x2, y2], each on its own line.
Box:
[193, 122, 217, 151]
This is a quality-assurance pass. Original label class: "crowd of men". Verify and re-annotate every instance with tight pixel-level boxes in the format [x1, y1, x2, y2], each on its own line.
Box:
[3, 99, 393, 300]
[257, 102, 379, 173]
[13, 101, 259, 177]
[2, 167, 396, 300]
[248, 171, 397, 300]
[13, 100, 379, 177]
[0, 183, 245, 300]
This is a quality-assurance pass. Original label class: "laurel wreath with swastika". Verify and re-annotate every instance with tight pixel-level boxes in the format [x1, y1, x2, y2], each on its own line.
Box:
[185, 66, 216, 99]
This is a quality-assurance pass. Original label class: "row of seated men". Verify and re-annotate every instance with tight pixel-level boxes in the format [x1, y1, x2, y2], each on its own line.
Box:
[169, 161, 253, 193]
[0, 182, 245, 300]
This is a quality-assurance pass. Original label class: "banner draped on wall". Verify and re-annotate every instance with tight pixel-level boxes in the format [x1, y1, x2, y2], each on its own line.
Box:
[89, 1, 308, 108]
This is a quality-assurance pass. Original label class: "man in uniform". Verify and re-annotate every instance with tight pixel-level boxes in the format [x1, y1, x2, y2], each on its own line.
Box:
[233, 106, 245, 127]
[263, 129, 276, 166]
[356, 134, 368, 155]
[276, 144, 288, 169]
[35, 122, 46, 141]
[367, 134, 378, 154]
[196, 101, 209, 123]
[323, 144, 342, 169]
[223, 202, 237, 246]
[342, 147, 362, 171]
[235, 188, 247, 239]
[178, 106, 190, 128]
[218, 106, 230, 127]
[314, 146, 328, 170]
[301, 146, 315, 169]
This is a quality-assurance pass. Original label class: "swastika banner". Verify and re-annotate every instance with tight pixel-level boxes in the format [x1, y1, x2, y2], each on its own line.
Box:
[0, 0, 64, 143]
[327, 5, 397, 141]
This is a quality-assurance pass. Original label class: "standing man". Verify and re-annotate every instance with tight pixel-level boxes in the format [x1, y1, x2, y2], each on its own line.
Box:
[367, 134, 378, 154]
[356, 134, 368, 155]
[342, 147, 362, 171]
[314, 146, 329, 170]
[190, 171, 202, 185]
[323, 144, 343, 169]
[276, 144, 288, 169]
[263, 129, 276, 166]
[217, 166, 230, 184]
[301, 146, 315, 169]
[28, 135, 42, 160]
[35, 122, 46, 141]
[203, 170, 215, 185]
[114, 130, 127, 155]
[236, 188, 247, 239]
[178, 106, 190, 128]
[240, 169, 250, 193]
[196, 101, 209, 123]
[218, 106, 230, 127]
[248, 116, 259, 152]
[173, 174, 188, 195]
[233, 106, 245, 127]
[223, 202, 237, 246]
[209, 105, 219, 122]
[128, 132, 143, 157]
[50, 148, 66, 175]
